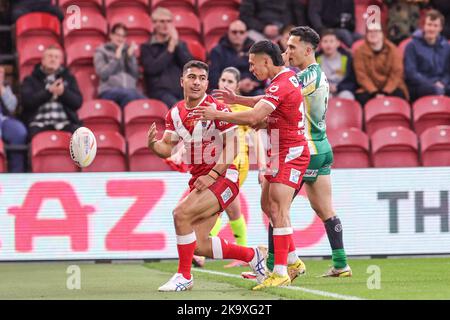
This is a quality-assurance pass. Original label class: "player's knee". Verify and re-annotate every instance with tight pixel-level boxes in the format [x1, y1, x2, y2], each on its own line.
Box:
[173, 204, 191, 225]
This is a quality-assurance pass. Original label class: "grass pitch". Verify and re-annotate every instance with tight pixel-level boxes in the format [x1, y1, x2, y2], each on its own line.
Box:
[0, 257, 449, 300]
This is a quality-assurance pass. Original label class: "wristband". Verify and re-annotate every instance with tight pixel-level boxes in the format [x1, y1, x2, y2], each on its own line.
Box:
[212, 168, 221, 177]
[208, 172, 218, 180]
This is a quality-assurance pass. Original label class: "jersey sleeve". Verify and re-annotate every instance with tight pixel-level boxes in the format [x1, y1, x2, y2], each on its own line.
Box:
[215, 103, 238, 135]
[297, 67, 319, 96]
[165, 109, 178, 137]
[260, 83, 283, 110]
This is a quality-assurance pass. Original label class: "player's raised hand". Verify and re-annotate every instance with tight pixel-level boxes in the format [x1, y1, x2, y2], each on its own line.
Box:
[212, 86, 237, 104]
[147, 123, 158, 149]
[193, 175, 215, 191]
[195, 101, 217, 120]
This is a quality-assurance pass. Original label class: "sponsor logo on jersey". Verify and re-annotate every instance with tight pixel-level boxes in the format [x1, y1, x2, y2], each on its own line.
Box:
[289, 168, 301, 184]
[269, 85, 279, 93]
[221, 187, 233, 203]
[289, 76, 300, 88]
[304, 169, 318, 178]
[264, 93, 280, 101]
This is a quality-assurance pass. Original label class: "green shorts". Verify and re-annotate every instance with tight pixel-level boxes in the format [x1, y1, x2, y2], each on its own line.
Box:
[302, 151, 334, 182]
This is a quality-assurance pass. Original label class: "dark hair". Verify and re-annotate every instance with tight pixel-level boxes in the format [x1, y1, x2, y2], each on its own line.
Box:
[111, 23, 128, 35]
[425, 9, 445, 27]
[183, 60, 209, 74]
[320, 29, 338, 40]
[290, 26, 320, 49]
[249, 40, 284, 66]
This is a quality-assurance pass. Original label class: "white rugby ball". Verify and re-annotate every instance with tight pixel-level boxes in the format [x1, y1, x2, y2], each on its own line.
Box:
[70, 127, 97, 168]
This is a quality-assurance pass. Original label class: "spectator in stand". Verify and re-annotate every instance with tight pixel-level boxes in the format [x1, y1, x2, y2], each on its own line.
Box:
[0, 66, 27, 172]
[404, 9, 450, 100]
[94, 23, 145, 108]
[308, 0, 360, 48]
[12, 0, 64, 23]
[239, 0, 307, 43]
[430, 0, 450, 39]
[385, 0, 429, 45]
[209, 20, 263, 95]
[141, 7, 192, 108]
[20, 45, 83, 138]
[317, 29, 356, 100]
[354, 23, 409, 106]
[278, 24, 295, 52]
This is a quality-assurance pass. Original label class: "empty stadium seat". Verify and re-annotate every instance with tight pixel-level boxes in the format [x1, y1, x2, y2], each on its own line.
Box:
[203, 9, 239, 47]
[63, 7, 108, 44]
[326, 98, 362, 131]
[413, 96, 450, 136]
[59, 0, 103, 11]
[171, 10, 202, 43]
[371, 126, 419, 167]
[66, 37, 104, 68]
[124, 99, 168, 140]
[104, 0, 149, 10]
[83, 131, 127, 172]
[128, 131, 173, 171]
[198, 0, 240, 19]
[420, 126, 450, 167]
[185, 39, 206, 62]
[31, 131, 79, 173]
[16, 12, 61, 39]
[72, 66, 99, 102]
[151, 0, 196, 11]
[365, 97, 411, 136]
[78, 100, 122, 133]
[328, 128, 370, 168]
[0, 140, 6, 173]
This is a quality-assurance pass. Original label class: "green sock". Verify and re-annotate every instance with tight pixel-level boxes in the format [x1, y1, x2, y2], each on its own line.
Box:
[267, 252, 274, 272]
[229, 216, 247, 247]
[209, 217, 222, 237]
[332, 249, 347, 269]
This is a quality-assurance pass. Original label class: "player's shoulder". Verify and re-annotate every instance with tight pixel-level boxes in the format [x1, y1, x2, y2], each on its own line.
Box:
[272, 68, 301, 89]
[297, 63, 321, 85]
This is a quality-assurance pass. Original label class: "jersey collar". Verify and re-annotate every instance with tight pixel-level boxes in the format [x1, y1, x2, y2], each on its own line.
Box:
[185, 94, 208, 110]
[271, 67, 290, 82]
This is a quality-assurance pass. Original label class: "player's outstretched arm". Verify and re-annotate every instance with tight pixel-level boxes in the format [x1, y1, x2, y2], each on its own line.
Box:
[147, 123, 178, 159]
[197, 100, 273, 127]
[212, 87, 263, 108]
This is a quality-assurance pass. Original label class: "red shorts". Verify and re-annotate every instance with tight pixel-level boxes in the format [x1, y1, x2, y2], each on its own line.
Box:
[189, 168, 240, 212]
[265, 145, 310, 190]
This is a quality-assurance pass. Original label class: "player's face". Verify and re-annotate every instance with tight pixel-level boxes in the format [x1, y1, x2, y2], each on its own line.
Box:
[218, 71, 239, 93]
[181, 67, 209, 100]
[249, 53, 270, 81]
[423, 17, 443, 42]
[286, 35, 311, 68]
[321, 34, 340, 56]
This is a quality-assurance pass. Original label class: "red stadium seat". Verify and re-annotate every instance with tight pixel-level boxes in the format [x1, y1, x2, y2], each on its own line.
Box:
[124, 99, 168, 140]
[205, 34, 222, 53]
[203, 9, 239, 46]
[16, 12, 61, 39]
[420, 126, 450, 167]
[151, 0, 195, 11]
[171, 10, 202, 43]
[0, 140, 6, 173]
[365, 97, 411, 136]
[72, 66, 99, 102]
[104, 0, 149, 10]
[198, 0, 240, 19]
[185, 39, 206, 62]
[398, 37, 412, 59]
[328, 128, 370, 168]
[413, 96, 450, 136]
[371, 126, 419, 167]
[63, 7, 108, 43]
[128, 131, 173, 171]
[66, 37, 104, 68]
[326, 98, 362, 131]
[59, 0, 103, 11]
[78, 100, 122, 134]
[31, 131, 79, 173]
[83, 131, 127, 172]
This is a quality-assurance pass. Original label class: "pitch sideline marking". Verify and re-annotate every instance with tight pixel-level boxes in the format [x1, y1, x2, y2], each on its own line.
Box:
[193, 268, 366, 300]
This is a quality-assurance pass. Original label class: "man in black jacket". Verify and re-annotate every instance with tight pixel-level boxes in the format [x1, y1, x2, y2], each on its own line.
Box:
[21, 45, 83, 138]
[308, 0, 359, 48]
[140, 7, 192, 108]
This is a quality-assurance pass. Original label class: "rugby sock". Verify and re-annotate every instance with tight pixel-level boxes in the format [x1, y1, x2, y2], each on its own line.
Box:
[210, 237, 255, 262]
[209, 216, 222, 237]
[273, 227, 292, 276]
[324, 216, 348, 269]
[176, 232, 196, 280]
[229, 216, 247, 246]
[287, 235, 298, 265]
[267, 224, 274, 272]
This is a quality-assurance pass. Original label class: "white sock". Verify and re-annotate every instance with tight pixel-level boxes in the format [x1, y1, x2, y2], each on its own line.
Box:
[287, 251, 298, 265]
[273, 264, 288, 276]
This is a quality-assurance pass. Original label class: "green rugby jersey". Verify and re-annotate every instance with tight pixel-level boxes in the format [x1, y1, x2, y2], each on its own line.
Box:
[297, 63, 331, 155]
